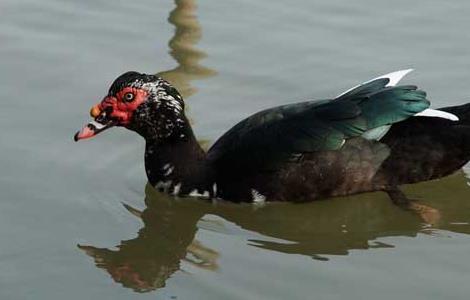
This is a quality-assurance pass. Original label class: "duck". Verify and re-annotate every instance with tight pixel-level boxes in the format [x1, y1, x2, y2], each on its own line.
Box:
[74, 69, 470, 205]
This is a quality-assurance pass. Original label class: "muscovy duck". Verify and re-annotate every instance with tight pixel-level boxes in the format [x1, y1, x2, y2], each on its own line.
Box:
[74, 70, 470, 205]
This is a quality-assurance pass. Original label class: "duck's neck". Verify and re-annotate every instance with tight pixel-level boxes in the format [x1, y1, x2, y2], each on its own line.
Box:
[143, 119, 213, 196]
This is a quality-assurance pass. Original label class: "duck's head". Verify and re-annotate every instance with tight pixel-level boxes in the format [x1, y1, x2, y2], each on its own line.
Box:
[74, 71, 186, 141]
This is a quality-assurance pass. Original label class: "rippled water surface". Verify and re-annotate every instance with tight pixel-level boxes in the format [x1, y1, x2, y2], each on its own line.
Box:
[2, 0, 470, 299]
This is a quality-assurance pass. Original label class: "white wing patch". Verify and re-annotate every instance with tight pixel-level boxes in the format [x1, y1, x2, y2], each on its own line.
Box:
[363, 108, 459, 141]
[341, 69, 414, 141]
[337, 69, 414, 98]
[381, 69, 414, 87]
[414, 108, 459, 121]
[362, 125, 391, 141]
[338, 69, 459, 142]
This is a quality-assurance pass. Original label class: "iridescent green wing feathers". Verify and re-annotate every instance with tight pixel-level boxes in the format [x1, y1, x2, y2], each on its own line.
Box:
[207, 76, 429, 171]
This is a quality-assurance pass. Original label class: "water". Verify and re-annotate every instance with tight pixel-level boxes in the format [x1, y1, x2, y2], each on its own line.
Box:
[1, 0, 470, 299]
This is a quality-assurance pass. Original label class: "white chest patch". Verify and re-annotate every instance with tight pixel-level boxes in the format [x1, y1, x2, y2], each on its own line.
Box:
[251, 189, 266, 204]
[188, 189, 210, 198]
[172, 183, 182, 195]
[155, 180, 172, 192]
[163, 165, 174, 177]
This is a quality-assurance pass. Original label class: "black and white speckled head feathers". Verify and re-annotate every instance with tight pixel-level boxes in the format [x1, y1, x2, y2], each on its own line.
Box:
[113, 72, 188, 141]
[75, 71, 190, 142]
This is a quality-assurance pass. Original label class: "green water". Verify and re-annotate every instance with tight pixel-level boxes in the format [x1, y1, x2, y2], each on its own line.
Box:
[1, 0, 470, 299]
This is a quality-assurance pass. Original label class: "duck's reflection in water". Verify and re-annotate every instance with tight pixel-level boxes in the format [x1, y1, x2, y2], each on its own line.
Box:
[79, 190, 217, 292]
[79, 171, 470, 292]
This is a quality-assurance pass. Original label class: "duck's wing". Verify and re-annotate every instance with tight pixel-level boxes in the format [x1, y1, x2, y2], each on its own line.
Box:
[207, 71, 430, 172]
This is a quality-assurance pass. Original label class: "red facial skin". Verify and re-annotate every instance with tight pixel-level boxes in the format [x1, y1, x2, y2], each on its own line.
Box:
[74, 87, 149, 141]
[99, 87, 149, 125]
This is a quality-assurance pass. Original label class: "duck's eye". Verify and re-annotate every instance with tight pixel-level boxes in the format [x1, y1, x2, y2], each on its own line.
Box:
[123, 92, 135, 102]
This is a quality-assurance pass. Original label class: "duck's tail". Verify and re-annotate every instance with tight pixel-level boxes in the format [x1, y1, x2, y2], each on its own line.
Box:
[439, 103, 470, 124]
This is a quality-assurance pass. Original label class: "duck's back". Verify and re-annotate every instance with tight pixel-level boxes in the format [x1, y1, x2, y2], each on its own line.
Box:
[207, 71, 432, 202]
[376, 107, 470, 187]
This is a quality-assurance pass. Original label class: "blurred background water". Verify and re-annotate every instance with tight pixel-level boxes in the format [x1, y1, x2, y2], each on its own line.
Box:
[1, 0, 470, 299]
